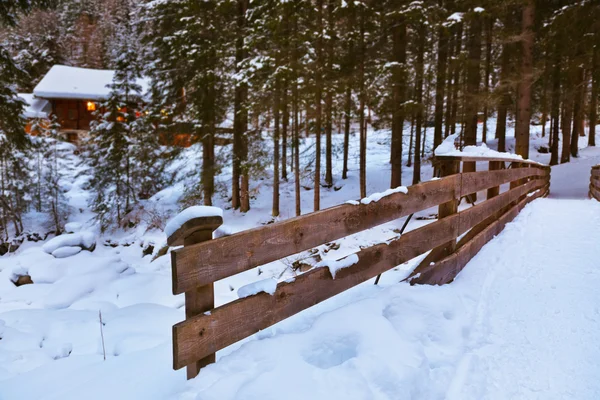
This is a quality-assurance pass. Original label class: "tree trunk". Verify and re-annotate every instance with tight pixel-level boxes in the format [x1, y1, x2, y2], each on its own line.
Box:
[282, 84, 289, 180]
[449, 22, 463, 137]
[273, 80, 280, 217]
[413, 23, 426, 185]
[482, 15, 493, 143]
[233, 0, 248, 211]
[314, 0, 323, 211]
[561, 98, 572, 164]
[433, 0, 449, 151]
[407, 114, 415, 167]
[292, 4, 301, 216]
[590, 43, 598, 146]
[358, 6, 366, 199]
[571, 61, 585, 157]
[324, 0, 334, 188]
[444, 25, 456, 138]
[515, 0, 535, 159]
[495, 14, 513, 153]
[390, 13, 407, 188]
[463, 11, 483, 200]
[342, 84, 351, 180]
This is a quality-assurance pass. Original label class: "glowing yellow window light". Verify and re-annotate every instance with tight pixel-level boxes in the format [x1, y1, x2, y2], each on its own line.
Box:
[87, 101, 96, 111]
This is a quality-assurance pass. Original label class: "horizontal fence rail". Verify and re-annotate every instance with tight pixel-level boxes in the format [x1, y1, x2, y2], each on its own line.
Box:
[591, 165, 600, 201]
[167, 156, 551, 378]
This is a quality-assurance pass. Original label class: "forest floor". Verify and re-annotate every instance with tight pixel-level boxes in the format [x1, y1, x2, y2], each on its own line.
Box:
[1, 122, 600, 399]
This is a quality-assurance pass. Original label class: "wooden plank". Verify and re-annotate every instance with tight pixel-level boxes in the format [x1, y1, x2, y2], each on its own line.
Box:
[172, 166, 548, 295]
[171, 176, 461, 294]
[410, 183, 546, 285]
[460, 167, 547, 198]
[172, 178, 547, 369]
[436, 155, 549, 167]
[486, 161, 503, 200]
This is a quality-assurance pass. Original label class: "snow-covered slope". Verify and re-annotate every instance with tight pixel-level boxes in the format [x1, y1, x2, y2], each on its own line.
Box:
[2, 121, 600, 399]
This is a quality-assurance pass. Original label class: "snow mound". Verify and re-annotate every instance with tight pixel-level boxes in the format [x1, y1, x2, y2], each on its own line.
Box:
[42, 232, 96, 256]
[434, 134, 531, 163]
[51, 246, 82, 259]
[237, 278, 278, 298]
[165, 206, 223, 238]
[64, 222, 82, 233]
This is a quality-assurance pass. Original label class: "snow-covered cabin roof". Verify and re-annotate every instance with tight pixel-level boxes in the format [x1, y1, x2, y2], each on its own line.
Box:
[18, 93, 51, 119]
[33, 65, 150, 101]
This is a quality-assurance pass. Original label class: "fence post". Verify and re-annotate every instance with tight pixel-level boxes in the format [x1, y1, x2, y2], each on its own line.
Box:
[167, 213, 223, 380]
[409, 158, 460, 282]
[437, 159, 460, 256]
[487, 161, 502, 199]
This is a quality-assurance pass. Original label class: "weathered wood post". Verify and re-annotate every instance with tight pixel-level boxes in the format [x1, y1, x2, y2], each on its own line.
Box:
[409, 157, 461, 282]
[487, 161, 502, 200]
[167, 209, 223, 379]
[437, 158, 461, 256]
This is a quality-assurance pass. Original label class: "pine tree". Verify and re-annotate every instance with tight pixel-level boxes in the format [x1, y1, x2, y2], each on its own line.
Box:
[88, 18, 142, 229]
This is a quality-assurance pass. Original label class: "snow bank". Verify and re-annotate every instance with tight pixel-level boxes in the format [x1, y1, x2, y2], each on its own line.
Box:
[316, 254, 360, 279]
[64, 222, 82, 233]
[165, 206, 223, 238]
[42, 233, 85, 254]
[51, 246, 82, 259]
[42, 232, 96, 256]
[237, 278, 278, 298]
[434, 133, 536, 163]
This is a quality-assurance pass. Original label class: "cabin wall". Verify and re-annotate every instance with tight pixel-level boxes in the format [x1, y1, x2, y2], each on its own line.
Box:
[52, 99, 95, 130]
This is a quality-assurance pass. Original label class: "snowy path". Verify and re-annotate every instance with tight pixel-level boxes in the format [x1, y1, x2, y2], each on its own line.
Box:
[173, 198, 600, 400]
[549, 146, 600, 199]
[446, 199, 600, 399]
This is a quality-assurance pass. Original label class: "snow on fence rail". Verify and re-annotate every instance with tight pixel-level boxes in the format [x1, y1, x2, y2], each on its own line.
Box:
[167, 156, 550, 379]
[590, 165, 600, 201]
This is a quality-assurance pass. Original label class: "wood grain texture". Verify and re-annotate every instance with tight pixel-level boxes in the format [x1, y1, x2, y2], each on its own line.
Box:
[172, 167, 550, 295]
[172, 176, 461, 294]
[171, 175, 548, 369]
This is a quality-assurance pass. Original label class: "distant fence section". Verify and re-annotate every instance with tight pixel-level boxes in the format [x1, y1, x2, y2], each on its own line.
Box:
[167, 155, 550, 379]
[591, 165, 600, 201]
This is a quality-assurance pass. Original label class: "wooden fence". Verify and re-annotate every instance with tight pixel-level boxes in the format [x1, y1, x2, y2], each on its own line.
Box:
[591, 165, 600, 201]
[167, 155, 550, 379]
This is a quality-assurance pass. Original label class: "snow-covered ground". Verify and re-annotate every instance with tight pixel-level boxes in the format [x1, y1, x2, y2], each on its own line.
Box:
[2, 121, 600, 399]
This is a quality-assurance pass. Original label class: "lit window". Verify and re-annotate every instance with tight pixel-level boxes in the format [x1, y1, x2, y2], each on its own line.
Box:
[87, 101, 96, 111]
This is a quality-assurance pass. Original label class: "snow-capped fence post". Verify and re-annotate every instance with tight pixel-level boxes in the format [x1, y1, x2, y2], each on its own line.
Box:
[166, 206, 223, 379]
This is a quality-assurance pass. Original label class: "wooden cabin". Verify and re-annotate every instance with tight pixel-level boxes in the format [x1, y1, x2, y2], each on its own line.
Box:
[32, 65, 149, 144]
